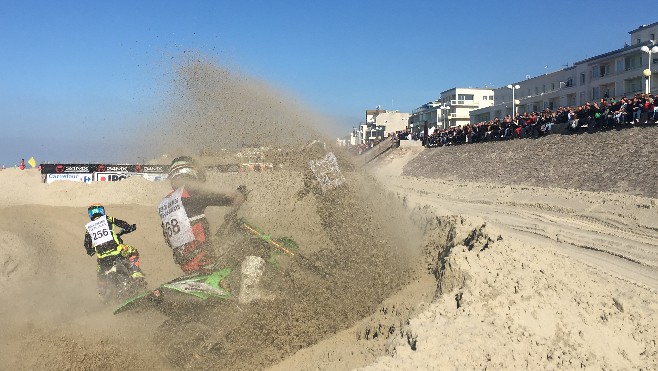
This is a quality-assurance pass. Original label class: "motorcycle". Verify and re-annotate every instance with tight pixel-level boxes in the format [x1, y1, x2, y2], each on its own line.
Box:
[97, 230, 147, 302]
[112, 217, 299, 316]
[113, 185, 327, 316]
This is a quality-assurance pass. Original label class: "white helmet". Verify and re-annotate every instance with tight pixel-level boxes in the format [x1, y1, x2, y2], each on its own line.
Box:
[168, 156, 204, 181]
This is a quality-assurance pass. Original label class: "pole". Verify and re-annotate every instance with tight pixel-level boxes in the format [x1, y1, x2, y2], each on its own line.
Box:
[647, 49, 651, 94]
[512, 87, 515, 117]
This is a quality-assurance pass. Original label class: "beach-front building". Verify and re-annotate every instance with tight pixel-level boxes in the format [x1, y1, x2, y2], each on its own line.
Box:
[352, 109, 411, 146]
[409, 88, 494, 133]
[470, 22, 658, 123]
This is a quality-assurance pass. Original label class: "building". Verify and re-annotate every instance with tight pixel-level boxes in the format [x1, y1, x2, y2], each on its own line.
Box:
[470, 22, 658, 122]
[410, 88, 494, 132]
[353, 109, 410, 145]
[408, 100, 443, 136]
[365, 109, 410, 133]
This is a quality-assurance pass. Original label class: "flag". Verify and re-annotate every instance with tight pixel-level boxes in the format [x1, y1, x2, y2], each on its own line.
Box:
[27, 157, 36, 168]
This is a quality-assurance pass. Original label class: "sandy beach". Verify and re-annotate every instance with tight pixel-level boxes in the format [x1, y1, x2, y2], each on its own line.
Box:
[2, 127, 656, 370]
[271, 128, 658, 370]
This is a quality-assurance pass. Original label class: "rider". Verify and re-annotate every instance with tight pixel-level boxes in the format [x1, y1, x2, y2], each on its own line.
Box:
[84, 203, 145, 290]
[159, 156, 245, 274]
[159, 156, 273, 303]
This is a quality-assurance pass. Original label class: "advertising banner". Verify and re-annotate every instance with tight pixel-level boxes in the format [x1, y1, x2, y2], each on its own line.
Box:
[40, 163, 169, 183]
[94, 172, 168, 182]
[45, 173, 94, 184]
[40, 164, 170, 174]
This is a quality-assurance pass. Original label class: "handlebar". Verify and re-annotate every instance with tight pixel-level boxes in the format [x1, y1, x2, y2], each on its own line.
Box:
[117, 224, 137, 237]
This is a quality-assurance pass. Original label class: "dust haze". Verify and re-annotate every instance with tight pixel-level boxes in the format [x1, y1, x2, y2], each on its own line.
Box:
[0, 55, 427, 370]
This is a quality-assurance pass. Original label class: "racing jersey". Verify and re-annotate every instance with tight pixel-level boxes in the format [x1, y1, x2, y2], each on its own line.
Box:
[84, 216, 135, 259]
[158, 185, 233, 266]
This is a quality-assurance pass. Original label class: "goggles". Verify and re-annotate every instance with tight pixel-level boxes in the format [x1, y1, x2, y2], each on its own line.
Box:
[88, 205, 105, 219]
[169, 166, 198, 180]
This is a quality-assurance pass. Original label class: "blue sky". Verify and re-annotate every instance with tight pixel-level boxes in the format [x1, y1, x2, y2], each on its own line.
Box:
[0, 0, 654, 165]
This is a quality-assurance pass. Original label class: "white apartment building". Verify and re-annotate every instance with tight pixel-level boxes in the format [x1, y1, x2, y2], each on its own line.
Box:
[352, 109, 411, 145]
[410, 88, 494, 132]
[366, 109, 411, 133]
[470, 22, 658, 123]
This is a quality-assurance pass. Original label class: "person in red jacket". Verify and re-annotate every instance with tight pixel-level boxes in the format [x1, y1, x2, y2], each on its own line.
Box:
[159, 156, 245, 274]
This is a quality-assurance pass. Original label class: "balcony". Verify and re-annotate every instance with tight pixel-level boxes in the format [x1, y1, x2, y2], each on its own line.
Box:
[449, 112, 471, 119]
[450, 99, 479, 106]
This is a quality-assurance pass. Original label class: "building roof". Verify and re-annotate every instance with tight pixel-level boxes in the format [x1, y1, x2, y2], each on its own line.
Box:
[573, 43, 645, 66]
[439, 87, 495, 95]
[628, 21, 658, 34]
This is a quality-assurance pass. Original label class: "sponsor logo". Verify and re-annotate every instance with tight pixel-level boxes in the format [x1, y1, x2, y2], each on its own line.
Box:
[105, 166, 129, 172]
[64, 166, 90, 173]
[142, 165, 168, 173]
[95, 172, 130, 182]
[96, 164, 106, 172]
[55, 165, 65, 173]
[46, 173, 94, 184]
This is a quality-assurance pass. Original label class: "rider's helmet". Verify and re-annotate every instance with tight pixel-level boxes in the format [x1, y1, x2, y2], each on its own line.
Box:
[168, 156, 205, 182]
[88, 203, 106, 220]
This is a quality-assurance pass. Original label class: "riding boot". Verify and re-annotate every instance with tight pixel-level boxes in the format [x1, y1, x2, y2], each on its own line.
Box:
[238, 256, 274, 304]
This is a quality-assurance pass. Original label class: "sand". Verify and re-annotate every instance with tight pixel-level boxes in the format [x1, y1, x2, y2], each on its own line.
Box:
[0, 156, 423, 370]
[3, 129, 657, 370]
[2, 57, 656, 369]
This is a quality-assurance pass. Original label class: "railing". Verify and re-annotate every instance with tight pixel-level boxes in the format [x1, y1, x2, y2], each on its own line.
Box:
[361, 138, 400, 165]
[450, 99, 479, 106]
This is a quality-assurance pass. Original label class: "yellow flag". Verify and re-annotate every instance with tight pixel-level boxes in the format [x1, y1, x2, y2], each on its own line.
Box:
[27, 157, 36, 168]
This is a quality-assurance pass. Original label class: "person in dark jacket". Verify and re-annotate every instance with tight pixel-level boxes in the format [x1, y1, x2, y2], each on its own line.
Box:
[84, 203, 144, 294]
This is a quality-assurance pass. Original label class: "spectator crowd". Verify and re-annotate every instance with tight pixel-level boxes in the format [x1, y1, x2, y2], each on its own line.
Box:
[391, 93, 658, 148]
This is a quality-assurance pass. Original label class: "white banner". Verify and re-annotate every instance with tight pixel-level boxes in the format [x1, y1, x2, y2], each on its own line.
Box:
[94, 172, 168, 182]
[46, 173, 93, 184]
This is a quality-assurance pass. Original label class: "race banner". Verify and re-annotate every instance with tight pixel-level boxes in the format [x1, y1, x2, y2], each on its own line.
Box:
[40, 164, 170, 174]
[94, 172, 168, 182]
[40, 163, 169, 183]
[45, 173, 94, 184]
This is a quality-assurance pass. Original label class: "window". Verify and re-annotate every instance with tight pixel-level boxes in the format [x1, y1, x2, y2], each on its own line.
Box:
[542, 85, 546, 93]
[489, 95, 494, 100]
[651, 33, 655, 40]
[567, 93, 576, 106]
[637, 38, 641, 44]
[616, 59, 624, 73]
[457, 94, 474, 101]
[483, 96, 488, 100]
[599, 65, 608, 77]
[592, 87, 600, 100]
[624, 54, 642, 70]
[551, 83, 555, 90]
[624, 77, 643, 94]
[535, 87, 539, 95]
[580, 73, 586, 85]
